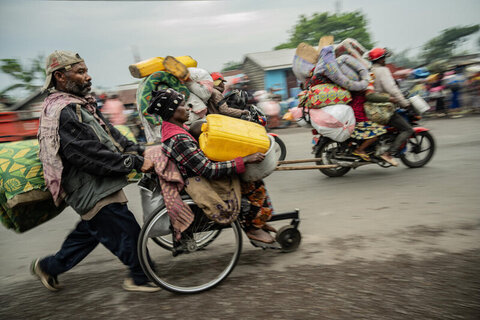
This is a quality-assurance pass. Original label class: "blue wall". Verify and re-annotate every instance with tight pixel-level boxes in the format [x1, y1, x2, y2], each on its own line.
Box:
[264, 69, 288, 100]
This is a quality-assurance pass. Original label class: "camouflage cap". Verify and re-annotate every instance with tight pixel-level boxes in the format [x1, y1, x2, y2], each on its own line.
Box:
[42, 50, 84, 91]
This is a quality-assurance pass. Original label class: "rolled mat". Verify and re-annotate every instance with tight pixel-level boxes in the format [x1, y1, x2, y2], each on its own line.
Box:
[0, 125, 142, 233]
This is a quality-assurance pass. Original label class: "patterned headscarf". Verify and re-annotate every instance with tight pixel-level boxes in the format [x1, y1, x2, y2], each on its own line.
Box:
[147, 88, 185, 121]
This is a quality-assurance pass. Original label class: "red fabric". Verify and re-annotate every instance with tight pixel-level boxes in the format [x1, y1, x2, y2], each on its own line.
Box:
[349, 92, 369, 122]
[161, 121, 196, 142]
[234, 157, 245, 174]
[146, 145, 194, 240]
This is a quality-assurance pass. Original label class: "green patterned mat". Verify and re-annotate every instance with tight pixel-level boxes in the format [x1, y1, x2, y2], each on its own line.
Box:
[0, 125, 142, 233]
[136, 71, 190, 127]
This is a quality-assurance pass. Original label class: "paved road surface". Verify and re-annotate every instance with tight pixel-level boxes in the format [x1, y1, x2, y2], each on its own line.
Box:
[1, 116, 479, 319]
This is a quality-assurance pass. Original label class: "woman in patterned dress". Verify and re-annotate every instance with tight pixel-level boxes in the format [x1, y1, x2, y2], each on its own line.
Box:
[349, 92, 398, 166]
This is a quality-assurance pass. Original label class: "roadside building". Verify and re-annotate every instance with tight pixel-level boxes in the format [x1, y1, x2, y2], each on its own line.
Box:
[242, 48, 299, 100]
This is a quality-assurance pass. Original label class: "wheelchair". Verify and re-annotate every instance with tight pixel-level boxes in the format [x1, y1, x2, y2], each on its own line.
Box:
[137, 176, 301, 294]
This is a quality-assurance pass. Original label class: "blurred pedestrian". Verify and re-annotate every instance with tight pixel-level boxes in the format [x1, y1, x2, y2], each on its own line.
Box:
[102, 93, 127, 125]
[444, 68, 466, 118]
[32, 50, 159, 293]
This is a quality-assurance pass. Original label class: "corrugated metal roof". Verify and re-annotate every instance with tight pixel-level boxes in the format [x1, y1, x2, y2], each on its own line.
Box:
[244, 48, 296, 71]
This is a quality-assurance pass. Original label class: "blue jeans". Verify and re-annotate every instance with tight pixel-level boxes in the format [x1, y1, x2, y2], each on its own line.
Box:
[40, 203, 150, 285]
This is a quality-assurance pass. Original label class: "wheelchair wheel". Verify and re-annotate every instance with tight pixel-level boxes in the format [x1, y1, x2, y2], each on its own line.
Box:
[152, 221, 221, 251]
[138, 198, 242, 294]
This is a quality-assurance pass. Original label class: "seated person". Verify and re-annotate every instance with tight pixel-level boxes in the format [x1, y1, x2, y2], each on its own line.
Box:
[147, 88, 275, 243]
[349, 91, 398, 166]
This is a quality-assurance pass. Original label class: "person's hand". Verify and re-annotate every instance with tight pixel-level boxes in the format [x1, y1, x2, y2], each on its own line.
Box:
[243, 152, 265, 164]
[389, 96, 398, 104]
[140, 158, 154, 173]
[241, 109, 250, 116]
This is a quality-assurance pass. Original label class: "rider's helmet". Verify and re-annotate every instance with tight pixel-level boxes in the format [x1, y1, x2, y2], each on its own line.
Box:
[368, 47, 391, 62]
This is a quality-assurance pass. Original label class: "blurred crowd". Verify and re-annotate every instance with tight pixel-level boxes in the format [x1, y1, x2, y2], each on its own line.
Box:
[396, 64, 480, 119]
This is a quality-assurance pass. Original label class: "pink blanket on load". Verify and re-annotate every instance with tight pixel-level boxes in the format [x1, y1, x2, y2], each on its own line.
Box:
[290, 106, 355, 130]
[146, 145, 194, 240]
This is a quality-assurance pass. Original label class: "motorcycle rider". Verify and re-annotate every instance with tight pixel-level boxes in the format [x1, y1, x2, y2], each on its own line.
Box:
[368, 48, 414, 158]
[207, 72, 250, 118]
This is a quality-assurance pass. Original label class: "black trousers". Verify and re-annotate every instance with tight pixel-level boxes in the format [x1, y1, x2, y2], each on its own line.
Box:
[388, 113, 414, 154]
[40, 203, 150, 285]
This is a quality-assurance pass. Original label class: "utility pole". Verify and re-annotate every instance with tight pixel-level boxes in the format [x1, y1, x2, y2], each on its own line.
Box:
[335, 0, 342, 14]
[131, 45, 141, 63]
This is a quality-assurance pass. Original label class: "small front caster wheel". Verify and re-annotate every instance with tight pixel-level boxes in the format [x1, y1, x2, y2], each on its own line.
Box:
[275, 225, 301, 253]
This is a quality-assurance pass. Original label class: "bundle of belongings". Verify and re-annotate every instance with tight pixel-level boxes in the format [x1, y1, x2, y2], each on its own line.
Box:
[289, 37, 396, 142]
[0, 126, 142, 233]
[134, 55, 215, 143]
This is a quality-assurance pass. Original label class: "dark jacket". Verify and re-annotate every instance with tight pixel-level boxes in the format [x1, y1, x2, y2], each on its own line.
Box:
[58, 104, 144, 214]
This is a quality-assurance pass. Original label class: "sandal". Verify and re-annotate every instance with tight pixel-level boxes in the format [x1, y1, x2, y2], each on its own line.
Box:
[262, 223, 277, 233]
[380, 153, 399, 166]
[352, 150, 371, 161]
[246, 228, 275, 244]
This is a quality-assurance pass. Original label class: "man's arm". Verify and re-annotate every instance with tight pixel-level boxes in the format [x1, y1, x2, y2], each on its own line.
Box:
[96, 111, 145, 155]
[376, 67, 410, 108]
[211, 89, 247, 118]
[58, 106, 144, 176]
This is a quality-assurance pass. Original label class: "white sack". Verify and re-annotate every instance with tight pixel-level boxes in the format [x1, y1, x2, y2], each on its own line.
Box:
[309, 104, 356, 142]
[186, 68, 214, 103]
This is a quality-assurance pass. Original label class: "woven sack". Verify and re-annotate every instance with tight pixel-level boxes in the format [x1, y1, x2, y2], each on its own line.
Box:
[292, 55, 315, 82]
[364, 102, 395, 125]
[295, 43, 319, 64]
[305, 83, 352, 109]
[334, 38, 371, 68]
[365, 92, 390, 103]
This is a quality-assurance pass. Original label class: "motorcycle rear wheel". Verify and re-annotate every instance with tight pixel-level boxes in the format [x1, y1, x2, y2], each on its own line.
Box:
[400, 131, 435, 168]
[315, 140, 351, 177]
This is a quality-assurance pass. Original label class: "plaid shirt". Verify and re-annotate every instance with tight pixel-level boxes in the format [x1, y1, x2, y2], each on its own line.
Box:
[161, 134, 244, 180]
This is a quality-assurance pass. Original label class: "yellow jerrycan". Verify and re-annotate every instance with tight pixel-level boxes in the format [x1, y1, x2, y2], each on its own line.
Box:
[199, 114, 270, 161]
[129, 55, 197, 78]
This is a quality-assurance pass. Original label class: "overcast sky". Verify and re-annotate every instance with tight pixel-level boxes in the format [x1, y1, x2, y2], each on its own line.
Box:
[1, 0, 479, 95]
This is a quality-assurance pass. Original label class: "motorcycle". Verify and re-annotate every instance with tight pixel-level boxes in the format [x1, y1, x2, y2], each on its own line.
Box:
[312, 109, 435, 177]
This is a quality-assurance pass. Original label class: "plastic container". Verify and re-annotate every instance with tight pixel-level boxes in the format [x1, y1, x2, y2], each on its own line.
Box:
[199, 114, 270, 161]
[129, 56, 197, 79]
[409, 95, 430, 114]
[241, 135, 277, 182]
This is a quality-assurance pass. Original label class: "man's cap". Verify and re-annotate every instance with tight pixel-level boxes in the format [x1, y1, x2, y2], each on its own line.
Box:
[210, 72, 226, 82]
[42, 50, 84, 91]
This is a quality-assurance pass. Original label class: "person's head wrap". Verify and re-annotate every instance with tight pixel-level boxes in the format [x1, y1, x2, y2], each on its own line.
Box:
[147, 88, 185, 121]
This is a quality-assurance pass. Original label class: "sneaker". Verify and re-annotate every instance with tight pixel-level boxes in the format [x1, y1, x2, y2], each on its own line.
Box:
[30, 259, 60, 292]
[122, 278, 161, 293]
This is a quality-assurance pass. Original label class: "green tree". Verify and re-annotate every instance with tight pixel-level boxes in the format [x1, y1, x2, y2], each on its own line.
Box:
[388, 49, 421, 69]
[0, 55, 45, 96]
[421, 25, 479, 63]
[221, 61, 242, 72]
[274, 11, 374, 50]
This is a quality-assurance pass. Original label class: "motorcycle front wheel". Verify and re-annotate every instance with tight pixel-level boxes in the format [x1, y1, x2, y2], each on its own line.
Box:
[315, 140, 351, 177]
[400, 131, 435, 168]
[272, 135, 287, 161]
